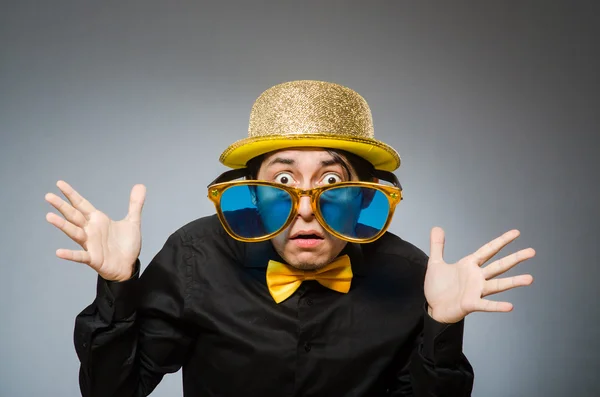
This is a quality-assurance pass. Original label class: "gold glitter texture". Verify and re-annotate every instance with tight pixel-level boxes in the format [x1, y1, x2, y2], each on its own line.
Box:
[219, 80, 401, 171]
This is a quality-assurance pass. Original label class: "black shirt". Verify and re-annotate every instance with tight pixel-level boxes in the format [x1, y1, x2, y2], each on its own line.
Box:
[74, 214, 474, 396]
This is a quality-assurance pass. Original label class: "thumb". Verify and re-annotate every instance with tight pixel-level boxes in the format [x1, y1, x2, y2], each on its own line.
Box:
[126, 184, 146, 224]
[429, 226, 445, 261]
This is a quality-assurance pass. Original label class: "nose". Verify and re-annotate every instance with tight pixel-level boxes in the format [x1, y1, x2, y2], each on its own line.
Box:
[297, 195, 314, 220]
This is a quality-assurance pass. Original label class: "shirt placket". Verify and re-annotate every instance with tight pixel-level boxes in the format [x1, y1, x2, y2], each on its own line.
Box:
[294, 282, 318, 396]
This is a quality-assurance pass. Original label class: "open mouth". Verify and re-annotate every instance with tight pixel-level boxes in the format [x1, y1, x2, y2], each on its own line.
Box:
[289, 230, 325, 241]
[290, 232, 324, 247]
[290, 234, 324, 240]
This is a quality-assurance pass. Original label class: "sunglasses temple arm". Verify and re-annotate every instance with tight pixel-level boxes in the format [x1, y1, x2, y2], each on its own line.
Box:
[372, 169, 403, 190]
[207, 168, 250, 187]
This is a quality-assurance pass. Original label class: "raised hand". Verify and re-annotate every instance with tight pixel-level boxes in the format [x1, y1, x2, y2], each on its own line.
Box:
[424, 227, 535, 324]
[45, 181, 146, 282]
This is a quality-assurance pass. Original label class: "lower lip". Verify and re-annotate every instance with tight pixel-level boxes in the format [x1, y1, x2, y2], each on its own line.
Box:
[291, 238, 323, 248]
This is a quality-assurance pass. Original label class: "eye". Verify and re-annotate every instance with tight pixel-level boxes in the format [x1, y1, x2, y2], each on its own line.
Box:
[321, 173, 343, 185]
[274, 172, 294, 185]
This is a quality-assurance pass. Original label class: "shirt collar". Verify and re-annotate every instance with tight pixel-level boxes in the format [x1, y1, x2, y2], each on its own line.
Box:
[242, 240, 368, 277]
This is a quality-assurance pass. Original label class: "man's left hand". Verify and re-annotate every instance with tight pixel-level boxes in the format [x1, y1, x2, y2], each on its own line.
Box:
[424, 227, 535, 324]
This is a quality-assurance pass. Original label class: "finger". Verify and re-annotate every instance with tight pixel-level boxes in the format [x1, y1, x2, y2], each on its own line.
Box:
[429, 226, 445, 261]
[482, 274, 534, 297]
[471, 229, 520, 266]
[474, 299, 514, 313]
[483, 248, 536, 279]
[56, 248, 91, 264]
[125, 184, 146, 224]
[46, 212, 87, 244]
[56, 180, 96, 218]
[45, 192, 87, 227]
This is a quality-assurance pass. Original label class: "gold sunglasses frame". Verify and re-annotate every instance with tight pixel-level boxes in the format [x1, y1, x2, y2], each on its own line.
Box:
[207, 169, 403, 244]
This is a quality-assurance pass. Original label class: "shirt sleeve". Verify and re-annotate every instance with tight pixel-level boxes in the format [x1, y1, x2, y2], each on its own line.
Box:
[420, 309, 469, 368]
[389, 305, 474, 396]
[74, 231, 195, 397]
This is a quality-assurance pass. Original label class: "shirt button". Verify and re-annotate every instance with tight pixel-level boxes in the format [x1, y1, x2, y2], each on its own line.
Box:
[107, 299, 114, 307]
[304, 342, 312, 352]
[307, 298, 313, 306]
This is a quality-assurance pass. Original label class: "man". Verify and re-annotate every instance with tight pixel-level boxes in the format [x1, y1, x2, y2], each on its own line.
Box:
[45, 80, 535, 396]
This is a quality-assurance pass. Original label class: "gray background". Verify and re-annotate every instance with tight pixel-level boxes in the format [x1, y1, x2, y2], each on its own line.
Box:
[1, 1, 598, 396]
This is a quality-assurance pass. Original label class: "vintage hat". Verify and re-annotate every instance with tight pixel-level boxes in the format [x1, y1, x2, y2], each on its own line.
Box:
[219, 80, 401, 171]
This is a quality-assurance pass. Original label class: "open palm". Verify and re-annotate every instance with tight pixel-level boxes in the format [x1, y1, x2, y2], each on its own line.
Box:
[424, 227, 535, 324]
[45, 180, 146, 282]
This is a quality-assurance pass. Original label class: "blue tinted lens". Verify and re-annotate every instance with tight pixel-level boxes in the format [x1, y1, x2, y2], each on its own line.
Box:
[319, 186, 389, 239]
[220, 184, 292, 238]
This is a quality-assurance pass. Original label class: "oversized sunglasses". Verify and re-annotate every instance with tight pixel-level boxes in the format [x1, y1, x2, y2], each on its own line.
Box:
[207, 168, 403, 243]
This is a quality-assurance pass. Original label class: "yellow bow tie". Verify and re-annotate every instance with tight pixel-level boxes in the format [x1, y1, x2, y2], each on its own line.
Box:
[266, 254, 353, 303]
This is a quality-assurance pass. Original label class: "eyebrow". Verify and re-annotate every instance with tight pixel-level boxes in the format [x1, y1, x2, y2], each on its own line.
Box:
[265, 158, 342, 168]
[265, 157, 295, 168]
[321, 159, 341, 167]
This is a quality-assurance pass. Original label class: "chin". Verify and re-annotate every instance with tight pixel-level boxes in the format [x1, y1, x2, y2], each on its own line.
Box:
[281, 244, 341, 270]
[287, 254, 330, 270]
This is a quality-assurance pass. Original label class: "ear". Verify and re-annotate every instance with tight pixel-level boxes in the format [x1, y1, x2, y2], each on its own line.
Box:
[360, 178, 379, 209]
[248, 185, 258, 205]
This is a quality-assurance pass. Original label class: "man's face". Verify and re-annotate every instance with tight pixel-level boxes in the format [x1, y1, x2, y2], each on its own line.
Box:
[256, 148, 354, 270]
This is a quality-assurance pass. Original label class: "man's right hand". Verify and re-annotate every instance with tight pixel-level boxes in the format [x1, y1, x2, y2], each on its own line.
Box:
[45, 181, 146, 282]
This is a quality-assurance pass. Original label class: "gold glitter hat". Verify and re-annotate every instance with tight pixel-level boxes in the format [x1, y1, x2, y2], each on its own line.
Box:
[219, 80, 401, 171]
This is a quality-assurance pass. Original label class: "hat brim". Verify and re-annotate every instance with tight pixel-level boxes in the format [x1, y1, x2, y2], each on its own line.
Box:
[219, 133, 401, 171]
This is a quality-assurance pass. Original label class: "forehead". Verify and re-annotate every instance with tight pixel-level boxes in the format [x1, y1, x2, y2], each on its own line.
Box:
[260, 148, 339, 167]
